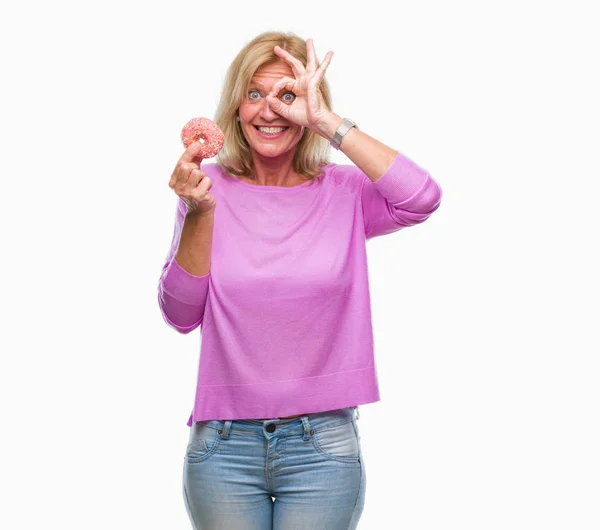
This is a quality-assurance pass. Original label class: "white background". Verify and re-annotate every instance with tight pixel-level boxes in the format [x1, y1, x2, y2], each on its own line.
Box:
[1, 0, 598, 528]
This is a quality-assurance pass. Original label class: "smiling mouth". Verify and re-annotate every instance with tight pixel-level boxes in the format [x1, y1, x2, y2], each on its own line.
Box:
[253, 126, 289, 135]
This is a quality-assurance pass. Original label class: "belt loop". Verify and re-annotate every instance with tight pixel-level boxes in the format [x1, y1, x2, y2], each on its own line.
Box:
[219, 420, 232, 439]
[301, 417, 312, 441]
[354, 406, 360, 420]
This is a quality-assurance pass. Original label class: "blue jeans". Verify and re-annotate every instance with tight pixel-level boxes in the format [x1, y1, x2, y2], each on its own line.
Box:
[182, 406, 366, 529]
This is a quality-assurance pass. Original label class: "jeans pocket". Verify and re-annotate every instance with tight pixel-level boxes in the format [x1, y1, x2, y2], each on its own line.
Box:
[185, 421, 221, 463]
[312, 419, 361, 463]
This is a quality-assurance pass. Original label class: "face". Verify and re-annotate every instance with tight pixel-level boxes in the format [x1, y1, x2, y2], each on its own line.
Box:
[238, 60, 305, 159]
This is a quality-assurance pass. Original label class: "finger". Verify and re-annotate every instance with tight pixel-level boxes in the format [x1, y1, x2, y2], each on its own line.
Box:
[314, 51, 333, 82]
[306, 38, 318, 73]
[192, 174, 212, 194]
[171, 162, 199, 188]
[273, 45, 305, 77]
[265, 93, 290, 119]
[268, 76, 296, 99]
[179, 141, 205, 164]
[169, 163, 192, 188]
[189, 177, 214, 207]
[187, 172, 211, 196]
[187, 168, 205, 187]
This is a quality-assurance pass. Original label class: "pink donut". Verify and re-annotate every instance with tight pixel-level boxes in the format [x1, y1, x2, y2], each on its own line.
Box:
[180, 117, 224, 158]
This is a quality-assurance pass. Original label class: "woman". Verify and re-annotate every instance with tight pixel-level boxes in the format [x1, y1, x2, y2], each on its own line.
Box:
[158, 31, 442, 530]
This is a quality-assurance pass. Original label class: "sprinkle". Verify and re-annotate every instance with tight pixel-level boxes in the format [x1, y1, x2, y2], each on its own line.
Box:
[180, 117, 224, 158]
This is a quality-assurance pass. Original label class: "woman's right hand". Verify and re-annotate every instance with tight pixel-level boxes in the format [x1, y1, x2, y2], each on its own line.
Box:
[169, 142, 216, 217]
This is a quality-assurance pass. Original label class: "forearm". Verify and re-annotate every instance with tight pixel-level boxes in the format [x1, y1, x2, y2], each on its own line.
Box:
[315, 111, 441, 237]
[314, 112, 397, 183]
[175, 211, 214, 276]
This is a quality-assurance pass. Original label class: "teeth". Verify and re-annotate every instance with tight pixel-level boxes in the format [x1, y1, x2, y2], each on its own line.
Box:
[257, 127, 287, 134]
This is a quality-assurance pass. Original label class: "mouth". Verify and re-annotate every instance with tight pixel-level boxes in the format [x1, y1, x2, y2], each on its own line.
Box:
[253, 125, 289, 138]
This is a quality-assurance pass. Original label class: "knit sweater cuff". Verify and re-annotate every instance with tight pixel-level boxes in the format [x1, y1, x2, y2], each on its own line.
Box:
[160, 257, 210, 306]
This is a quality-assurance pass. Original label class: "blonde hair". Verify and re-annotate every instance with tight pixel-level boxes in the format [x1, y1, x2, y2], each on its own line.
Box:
[214, 31, 333, 180]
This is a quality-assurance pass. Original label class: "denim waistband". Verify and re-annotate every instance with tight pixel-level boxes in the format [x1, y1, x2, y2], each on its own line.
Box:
[192, 406, 359, 440]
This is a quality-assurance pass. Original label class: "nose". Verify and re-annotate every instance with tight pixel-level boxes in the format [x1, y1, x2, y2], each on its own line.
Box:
[259, 97, 279, 121]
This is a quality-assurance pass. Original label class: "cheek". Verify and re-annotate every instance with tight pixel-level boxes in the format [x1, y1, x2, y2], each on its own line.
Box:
[237, 104, 254, 122]
[291, 127, 305, 142]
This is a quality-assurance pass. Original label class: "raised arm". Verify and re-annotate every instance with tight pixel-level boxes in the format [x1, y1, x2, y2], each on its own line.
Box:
[262, 39, 442, 239]
[157, 201, 213, 333]
[157, 142, 215, 333]
[316, 112, 443, 239]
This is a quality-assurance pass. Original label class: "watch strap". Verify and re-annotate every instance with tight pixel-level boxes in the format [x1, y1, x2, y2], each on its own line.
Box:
[330, 118, 358, 150]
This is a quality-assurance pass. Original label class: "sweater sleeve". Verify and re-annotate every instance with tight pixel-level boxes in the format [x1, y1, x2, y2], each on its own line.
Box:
[360, 151, 443, 239]
[157, 198, 210, 334]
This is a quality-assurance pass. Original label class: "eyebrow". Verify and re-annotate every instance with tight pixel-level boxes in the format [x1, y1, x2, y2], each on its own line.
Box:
[249, 82, 266, 90]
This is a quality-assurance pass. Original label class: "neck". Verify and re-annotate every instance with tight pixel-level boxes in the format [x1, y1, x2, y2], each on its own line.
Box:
[249, 149, 301, 187]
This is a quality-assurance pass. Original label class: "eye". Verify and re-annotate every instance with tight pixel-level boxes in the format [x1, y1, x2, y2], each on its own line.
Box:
[281, 91, 296, 103]
[248, 90, 261, 101]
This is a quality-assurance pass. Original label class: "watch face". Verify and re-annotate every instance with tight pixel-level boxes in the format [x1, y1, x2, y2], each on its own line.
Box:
[330, 119, 357, 150]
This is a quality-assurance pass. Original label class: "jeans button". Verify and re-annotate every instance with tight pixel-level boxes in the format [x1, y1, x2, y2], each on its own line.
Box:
[266, 424, 276, 433]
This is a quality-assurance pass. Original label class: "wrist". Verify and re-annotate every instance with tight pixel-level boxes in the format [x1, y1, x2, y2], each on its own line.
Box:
[313, 112, 343, 141]
[185, 208, 215, 221]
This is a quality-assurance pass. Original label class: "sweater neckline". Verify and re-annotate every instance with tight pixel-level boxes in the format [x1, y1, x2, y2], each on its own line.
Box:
[220, 163, 334, 192]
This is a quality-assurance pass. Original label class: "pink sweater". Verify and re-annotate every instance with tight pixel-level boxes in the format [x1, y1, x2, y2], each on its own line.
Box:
[157, 151, 442, 425]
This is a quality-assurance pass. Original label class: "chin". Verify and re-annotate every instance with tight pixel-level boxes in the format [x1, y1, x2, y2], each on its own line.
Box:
[254, 147, 294, 158]
[251, 139, 300, 157]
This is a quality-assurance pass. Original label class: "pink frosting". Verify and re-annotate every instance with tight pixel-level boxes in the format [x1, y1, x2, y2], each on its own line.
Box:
[180, 117, 224, 158]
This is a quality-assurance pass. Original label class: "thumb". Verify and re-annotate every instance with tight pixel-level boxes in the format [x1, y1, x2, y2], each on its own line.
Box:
[191, 141, 205, 164]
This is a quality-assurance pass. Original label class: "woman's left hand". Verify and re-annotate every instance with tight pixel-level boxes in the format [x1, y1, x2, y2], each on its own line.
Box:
[266, 39, 333, 133]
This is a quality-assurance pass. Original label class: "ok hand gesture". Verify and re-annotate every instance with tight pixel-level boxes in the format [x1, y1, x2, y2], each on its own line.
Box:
[265, 39, 333, 133]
